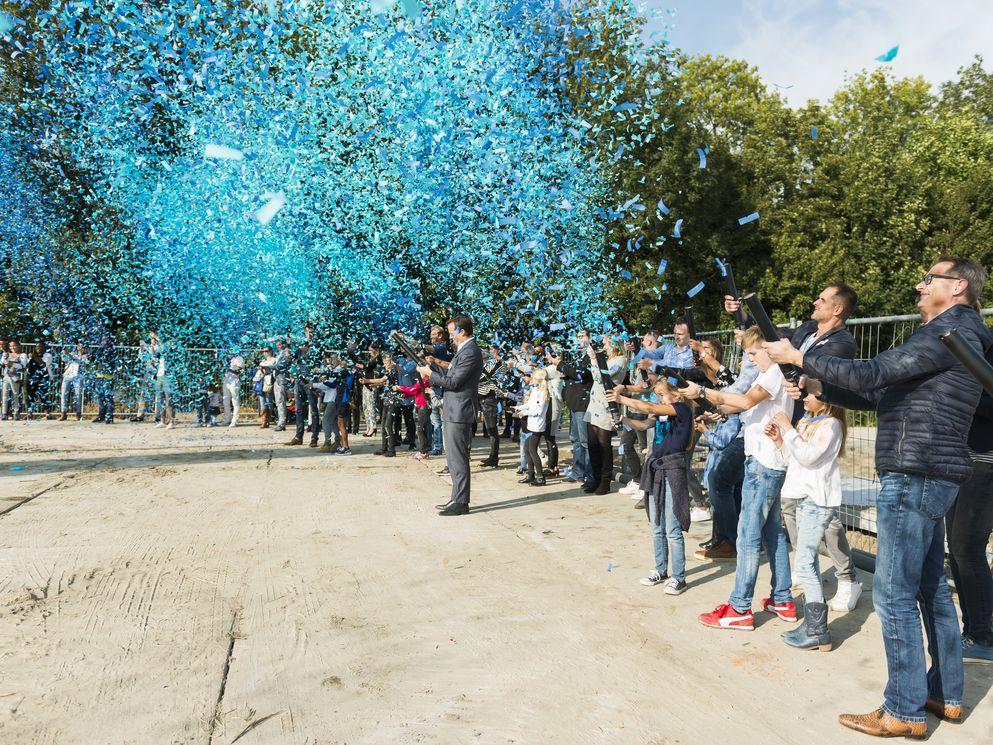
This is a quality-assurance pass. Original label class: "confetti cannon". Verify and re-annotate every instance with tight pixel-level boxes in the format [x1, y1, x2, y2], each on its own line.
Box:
[940, 329, 993, 398]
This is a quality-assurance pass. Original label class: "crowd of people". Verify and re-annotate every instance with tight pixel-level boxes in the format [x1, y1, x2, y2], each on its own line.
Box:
[3, 256, 993, 738]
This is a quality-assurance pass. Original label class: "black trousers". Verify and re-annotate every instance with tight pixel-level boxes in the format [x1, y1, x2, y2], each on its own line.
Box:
[525, 428, 544, 480]
[381, 403, 397, 454]
[946, 459, 993, 645]
[543, 428, 558, 469]
[619, 415, 646, 483]
[480, 393, 500, 462]
[586, 423, 613, 490]
[294, 382, 321, 440]
[350, 386, 362, 432]
[416, 405, 431, 453]
[402, 404, 416, 443]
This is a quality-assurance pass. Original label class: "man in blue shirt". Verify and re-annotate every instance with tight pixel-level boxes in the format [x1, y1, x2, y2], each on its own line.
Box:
[631, 323, 694, 373]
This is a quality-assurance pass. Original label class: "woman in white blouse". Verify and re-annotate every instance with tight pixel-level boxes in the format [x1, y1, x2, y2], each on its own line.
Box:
[517, 368, 551, 486]
[766, 393, 846, 652]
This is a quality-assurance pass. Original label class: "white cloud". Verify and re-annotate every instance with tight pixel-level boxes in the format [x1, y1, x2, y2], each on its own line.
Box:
[715, 0, 993, 105]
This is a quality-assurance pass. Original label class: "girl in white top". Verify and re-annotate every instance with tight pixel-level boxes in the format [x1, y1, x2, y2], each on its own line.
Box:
[766, 393, 846, 651]
[516, 368, 550, 486]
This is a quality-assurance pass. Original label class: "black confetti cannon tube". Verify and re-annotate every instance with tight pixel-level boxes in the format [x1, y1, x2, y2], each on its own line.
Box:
[940, 329, 993, 398]
[741, 292, 802, 385]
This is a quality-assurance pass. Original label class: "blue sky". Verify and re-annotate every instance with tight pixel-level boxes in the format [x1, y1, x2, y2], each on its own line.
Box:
[643, 0, 993, 105]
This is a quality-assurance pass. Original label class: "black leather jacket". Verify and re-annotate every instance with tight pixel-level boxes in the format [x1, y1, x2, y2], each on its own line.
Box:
[805, 304, 993, 484]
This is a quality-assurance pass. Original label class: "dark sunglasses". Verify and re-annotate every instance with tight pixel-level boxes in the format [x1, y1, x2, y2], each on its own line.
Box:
[921, 273, 962, 286]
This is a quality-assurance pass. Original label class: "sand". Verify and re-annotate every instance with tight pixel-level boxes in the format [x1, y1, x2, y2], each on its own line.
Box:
[0, 420, 990, 744]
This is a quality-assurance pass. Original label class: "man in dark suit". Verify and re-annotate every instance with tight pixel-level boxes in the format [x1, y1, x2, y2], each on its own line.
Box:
[726, 281, 864, 611]
[417, 314, 484, 516]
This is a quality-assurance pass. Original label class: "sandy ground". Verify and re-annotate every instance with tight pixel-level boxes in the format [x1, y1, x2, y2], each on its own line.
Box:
[0, 420, 991, 745]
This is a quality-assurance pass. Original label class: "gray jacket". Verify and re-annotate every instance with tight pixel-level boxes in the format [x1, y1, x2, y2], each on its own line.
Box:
[430, 338, 483, 424]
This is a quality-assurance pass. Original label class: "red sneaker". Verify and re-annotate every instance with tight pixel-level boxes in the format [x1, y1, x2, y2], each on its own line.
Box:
[760, 597, 798, 622]
[698, 603, 754, 631]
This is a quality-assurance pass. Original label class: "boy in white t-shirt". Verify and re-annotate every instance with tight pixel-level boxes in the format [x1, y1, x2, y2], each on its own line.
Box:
[683, 326, 796, 631]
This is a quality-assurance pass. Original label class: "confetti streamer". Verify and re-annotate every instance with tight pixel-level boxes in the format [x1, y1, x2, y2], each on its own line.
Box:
[875, 45, 899, 63]
[255, 192, 286, 226]
[687, 281, 705, 298]
[657, 258, 668, 276]
[811, 125, 818, 140]
[673, 218, 684, 238]
[696, 147, 708, 169]
[738, 212, 760, 226]
[204, 144, 244, 161]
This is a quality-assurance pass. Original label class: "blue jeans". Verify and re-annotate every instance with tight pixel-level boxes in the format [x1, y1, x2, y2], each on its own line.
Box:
[874, 472, 963, 723]
[519, 431, 531, 470]
[793, 498, 836, 603]
[94, 377, 115, 421]
[568, 411, 591, 482]
[729, 457, 790, 612]
[649, 478, 685, 581]
[430, 406, 443, 452]
[711, 437, 745, 545]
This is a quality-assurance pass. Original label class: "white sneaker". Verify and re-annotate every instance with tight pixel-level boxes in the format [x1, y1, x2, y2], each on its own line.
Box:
[631, 489, 644, 501]
[640, 570, 666, 587]
[664, 578, 687, 595]
[154, 422, 165, 429]
[620, 481, 640, 495]
[166, 422, 176, 430]
[830, 580, 863, 612]
[690, 506, 712, 523]
[228, 421, 237, 428]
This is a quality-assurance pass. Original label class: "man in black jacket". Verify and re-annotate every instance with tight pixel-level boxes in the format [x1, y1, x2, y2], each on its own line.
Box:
[765, 256, 992, 739]
[559, 330, 594, 487]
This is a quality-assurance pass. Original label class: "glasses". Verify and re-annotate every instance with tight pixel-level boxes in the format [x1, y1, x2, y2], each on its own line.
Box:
[921, 273, 962, 285]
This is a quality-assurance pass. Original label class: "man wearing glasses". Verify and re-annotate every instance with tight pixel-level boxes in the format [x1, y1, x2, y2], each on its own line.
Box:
[764, 257, 991, 739]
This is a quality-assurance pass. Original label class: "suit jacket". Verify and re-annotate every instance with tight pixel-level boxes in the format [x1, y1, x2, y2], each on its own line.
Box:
[429, 338, 483, 424]
[789, 320, 857, 365]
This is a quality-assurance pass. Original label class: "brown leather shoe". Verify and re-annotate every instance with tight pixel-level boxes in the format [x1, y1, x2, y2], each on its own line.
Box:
[59, 412, 68, 421]
[839, 708, 926, 739]
[924, 698, 962, 722]
[309, 438, 319, 448]
[695, 540, 737, 562]
[286, 437, 302, 446]
[318, 444, 333, 453]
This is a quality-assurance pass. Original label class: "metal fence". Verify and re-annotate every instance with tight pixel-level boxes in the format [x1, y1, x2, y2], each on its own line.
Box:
[4, 344, 262, 419]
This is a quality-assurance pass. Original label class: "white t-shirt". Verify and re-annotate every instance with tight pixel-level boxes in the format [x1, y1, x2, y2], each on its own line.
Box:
[740, 365, 793, 471]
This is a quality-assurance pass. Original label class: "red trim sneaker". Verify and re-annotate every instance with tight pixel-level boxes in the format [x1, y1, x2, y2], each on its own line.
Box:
[699, 603, 754, 631]
[761, 597, 798, 622]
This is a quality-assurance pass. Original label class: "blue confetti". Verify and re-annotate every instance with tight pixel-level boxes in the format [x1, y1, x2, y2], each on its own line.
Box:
[673, 218, 683, 238]
[738, 212, 760, 226]
[687, 281, 705, 298]
[657, 258, 668, 276]
[875, 45, 899, 63]
[696, 146, 708, 169]
[811, 125, 818, 140]
[657, 199, 670, 215]
[10, 466, 26, 472]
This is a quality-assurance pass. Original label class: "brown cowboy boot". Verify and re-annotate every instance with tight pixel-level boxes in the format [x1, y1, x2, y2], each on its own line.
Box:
[838, 708, 926, 739]
[924, 698, 962, 722]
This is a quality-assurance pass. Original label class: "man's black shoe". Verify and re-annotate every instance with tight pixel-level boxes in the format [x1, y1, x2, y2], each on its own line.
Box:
[531, 479, 547, 487]
[383, 451, 396, 458]
[518, 476, 535, 484]
[435, 500, 454, 510]
[373, 450, 384, 456]
[438, 503, 469, 516]
[478, 458, 498, 467]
